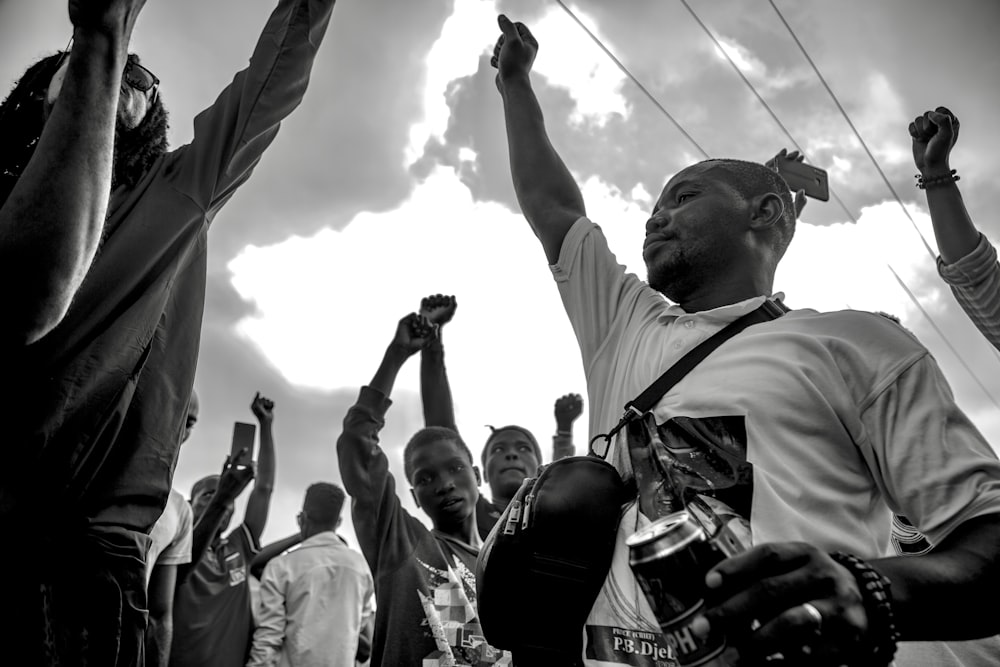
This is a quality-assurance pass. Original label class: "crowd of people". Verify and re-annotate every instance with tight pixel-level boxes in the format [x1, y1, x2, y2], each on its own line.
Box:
[2, 0, 1000, 665]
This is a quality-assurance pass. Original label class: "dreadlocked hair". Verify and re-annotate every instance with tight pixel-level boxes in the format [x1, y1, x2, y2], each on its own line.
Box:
[0, 52, 170, 207]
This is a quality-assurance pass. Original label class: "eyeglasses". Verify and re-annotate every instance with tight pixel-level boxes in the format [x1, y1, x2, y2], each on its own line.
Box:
[123, 59, 159, 102]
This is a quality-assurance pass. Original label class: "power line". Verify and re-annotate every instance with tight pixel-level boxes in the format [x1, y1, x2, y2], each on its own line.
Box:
[553, 0, 710, 159]
[676, 0, 860, 225]
[887, 265, 1000, 411]
[551, 0, 999, 403]
[677, 0, 1000, 406]
[766, 0, 936, 260]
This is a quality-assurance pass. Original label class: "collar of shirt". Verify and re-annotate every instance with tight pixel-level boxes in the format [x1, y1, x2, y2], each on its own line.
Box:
[297, 531, 347, 550]
[656, 292, 786, 326]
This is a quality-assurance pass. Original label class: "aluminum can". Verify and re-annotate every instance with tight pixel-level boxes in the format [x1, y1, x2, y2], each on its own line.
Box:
[626, 510, 727, 666]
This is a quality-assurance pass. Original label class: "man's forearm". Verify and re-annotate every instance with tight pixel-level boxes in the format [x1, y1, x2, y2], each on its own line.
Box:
[181, 496, 235, 582]
[871, 513, 1000, 640]
[500, 73, 585, 263]
[0, 30, 128, 344]
[421, 340, 456, 430]
[925, 181, 979, 265]
[370, 343, 411, 398]
[144, 616, 172, 667]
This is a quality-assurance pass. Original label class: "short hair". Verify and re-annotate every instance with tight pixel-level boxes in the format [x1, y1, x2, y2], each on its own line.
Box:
[302, 482, 346, 527]
[403, 426, 475, 482]
[191, 474, 219, 500]
[700, 158, 797, 260]
[480, 425, 542, 467]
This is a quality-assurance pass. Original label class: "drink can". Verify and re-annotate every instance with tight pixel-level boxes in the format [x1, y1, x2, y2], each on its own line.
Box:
[626, 510, 727, 666]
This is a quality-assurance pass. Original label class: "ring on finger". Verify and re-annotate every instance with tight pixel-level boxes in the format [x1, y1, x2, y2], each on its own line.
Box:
[800, 602, 823, 634]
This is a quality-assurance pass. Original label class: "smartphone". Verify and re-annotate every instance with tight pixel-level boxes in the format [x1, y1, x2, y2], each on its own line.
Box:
[230, 421, 257, 464]
[774, 155, 829, 202]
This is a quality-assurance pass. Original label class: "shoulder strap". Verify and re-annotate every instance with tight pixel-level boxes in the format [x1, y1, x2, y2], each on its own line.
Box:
[590, 298, 788, 457]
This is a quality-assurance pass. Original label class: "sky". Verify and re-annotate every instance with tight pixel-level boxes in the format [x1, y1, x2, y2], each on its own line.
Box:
[3, 0, 1000, 551]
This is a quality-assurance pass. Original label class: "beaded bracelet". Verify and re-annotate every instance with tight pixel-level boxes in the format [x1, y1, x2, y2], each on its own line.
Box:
[915, 169, 960, 189]
[829, 552, 900, 666]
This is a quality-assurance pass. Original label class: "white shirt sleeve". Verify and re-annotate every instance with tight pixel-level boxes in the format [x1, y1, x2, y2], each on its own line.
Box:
[861, 354, 1000, 546]
[246, 559, 288, 667]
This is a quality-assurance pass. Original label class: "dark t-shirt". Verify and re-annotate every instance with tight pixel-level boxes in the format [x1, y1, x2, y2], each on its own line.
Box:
[171, 523, 260, 667]
[337, 387, 512, 667]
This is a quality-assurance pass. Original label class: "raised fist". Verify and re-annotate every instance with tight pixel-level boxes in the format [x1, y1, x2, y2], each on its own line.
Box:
[393, 313, 438, 355]
[554, 393, 584, 430]
[910, 106, 960, 175]
[251, 392, 275, 424]
[419, 294, 458, 327]
[69, 0, 148, 37]
[491, 15, 539, 91]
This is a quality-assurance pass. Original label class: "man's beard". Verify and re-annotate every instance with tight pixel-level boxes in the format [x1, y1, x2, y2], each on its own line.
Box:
[647, 252, 695, 303]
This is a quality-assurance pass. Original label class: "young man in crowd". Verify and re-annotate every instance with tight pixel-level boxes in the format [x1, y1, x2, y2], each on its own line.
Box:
[172, 393, 278, 667]
[144, 391, 200, 667]
[337, 311, 512, 666]
[248, 482, 374, 667]
[491, 15, 1000, 666]
[416, 294, 584, 537]
[0, 0, 337, 661]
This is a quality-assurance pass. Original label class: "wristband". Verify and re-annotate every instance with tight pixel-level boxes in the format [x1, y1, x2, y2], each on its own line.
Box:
[915, 169, 959, 189]
[829, 552, 899, 666]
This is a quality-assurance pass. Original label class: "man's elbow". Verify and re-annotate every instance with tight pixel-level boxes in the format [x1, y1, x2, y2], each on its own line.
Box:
[6, 299, 71, 346]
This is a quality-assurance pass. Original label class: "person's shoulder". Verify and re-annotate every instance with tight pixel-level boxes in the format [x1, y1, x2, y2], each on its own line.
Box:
[782, 308, 924, 344]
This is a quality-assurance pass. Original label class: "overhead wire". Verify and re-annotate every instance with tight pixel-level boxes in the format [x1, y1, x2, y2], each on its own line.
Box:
[763, 0, 1000, 375]
[766, 0, 936, 260]
[553, 0, 710, 159]
[677, 0, 1000, 404]
[549, 0, 1000, 403]
[675, 0, 859, 226]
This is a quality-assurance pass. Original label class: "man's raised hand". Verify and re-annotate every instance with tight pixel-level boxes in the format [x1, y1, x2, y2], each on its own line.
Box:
[419, 294, 458, 327]
[69, 0, 149, 37]
[554, 393, 584, 431]
[491, 15, 538, 91]
[767, 148, 808, 219]
[393, 313, 438, 356]
[251, 392, 275, 425]
[910, 106, 960, 176]
[218, 449, 255, 499]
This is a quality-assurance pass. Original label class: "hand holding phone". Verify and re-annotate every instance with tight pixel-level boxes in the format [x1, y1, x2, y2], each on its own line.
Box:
[230, 421, 257, 465]
[771, 150, 829, 202]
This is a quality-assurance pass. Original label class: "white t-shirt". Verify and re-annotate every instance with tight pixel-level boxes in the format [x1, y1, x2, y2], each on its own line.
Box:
[551, 217, 1000, 666]
[145, 488, 193, 585]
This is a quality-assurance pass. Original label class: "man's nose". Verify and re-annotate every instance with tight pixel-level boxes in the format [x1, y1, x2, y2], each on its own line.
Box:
[645, 215, 668, 234]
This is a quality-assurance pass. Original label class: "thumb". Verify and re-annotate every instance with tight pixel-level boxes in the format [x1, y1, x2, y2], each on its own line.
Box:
[927, 110, 953, 135]
[498, 14, 520, 41]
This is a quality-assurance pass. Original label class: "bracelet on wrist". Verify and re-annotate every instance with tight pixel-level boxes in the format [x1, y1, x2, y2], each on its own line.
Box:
[555, 429, 572, 436]
[915, 169, 959, 189]
[829, 552, 899, 666]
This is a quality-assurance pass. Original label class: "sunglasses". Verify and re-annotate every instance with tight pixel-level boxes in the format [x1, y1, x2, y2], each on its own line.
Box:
[123, 59, 159, 103]
[52, 38, 159, 104]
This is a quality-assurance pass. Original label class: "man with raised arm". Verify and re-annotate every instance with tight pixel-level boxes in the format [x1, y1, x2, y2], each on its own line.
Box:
[911, 106, 1000, 351]
[172, 393, 278, 667]
[491, 15, 1000, 667]
[0, 0, 336, 662]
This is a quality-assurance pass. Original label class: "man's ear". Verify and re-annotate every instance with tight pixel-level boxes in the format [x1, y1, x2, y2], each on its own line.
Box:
[410, 488, 421, 509]
[474, 465, 482, 486]
[750, 192, 785, 232]
[336, 515, 343, 529]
